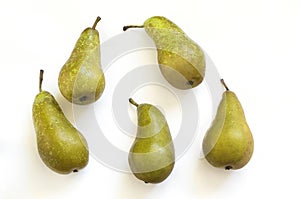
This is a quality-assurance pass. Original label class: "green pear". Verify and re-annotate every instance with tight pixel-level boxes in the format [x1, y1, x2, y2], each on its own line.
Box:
[128, 98, 175, 183]
[123, 16, 205, 89]
[58, 16, 105, 105]
[33, 70, 89, 174]
[202, 79, 254, 170]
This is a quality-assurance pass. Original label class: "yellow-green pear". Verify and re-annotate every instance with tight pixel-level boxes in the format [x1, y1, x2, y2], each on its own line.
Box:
[33, 70, 89, 174]
[123, 16, 205, 89]
[202, 79, 254, 170]
[128, 98, 175, 183]
[58, 16, 105, 105]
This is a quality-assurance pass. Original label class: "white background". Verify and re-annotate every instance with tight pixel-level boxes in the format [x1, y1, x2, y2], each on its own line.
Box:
[1, 0, 300, 198]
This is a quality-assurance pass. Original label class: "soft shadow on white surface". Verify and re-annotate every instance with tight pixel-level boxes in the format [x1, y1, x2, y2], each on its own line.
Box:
[111, 158, 232, 198]
[115, 174, 156, 199]
[192, 159, 231, 196]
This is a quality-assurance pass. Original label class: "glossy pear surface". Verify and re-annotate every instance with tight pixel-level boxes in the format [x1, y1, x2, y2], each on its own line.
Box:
[128, 99, 175, 183]
[202, 80, 254, 170]
[33, 70, 89, 174]
[124, 16, 205, 89]
[58, 17, 105, 105]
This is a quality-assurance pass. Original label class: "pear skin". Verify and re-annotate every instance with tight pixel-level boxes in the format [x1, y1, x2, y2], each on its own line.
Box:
[202, 79, 254, 170]
[128, 98, 175, 183]
[58, 17, 105, 105]
[123, 16, 205, 89]
[33, 70, 89, 174]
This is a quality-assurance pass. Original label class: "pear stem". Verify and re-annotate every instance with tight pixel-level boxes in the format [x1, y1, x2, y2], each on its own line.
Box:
[92, 16, 101, 29]
[123, 25, 144, 31]
[129, 98, 139, 107]
[39, 69, 44, 92]
[220, 79, 230, 91]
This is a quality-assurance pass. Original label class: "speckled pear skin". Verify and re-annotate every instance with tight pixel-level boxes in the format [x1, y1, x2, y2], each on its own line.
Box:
[202, 81, 254, 170]
[33, 86, 89, 174]
[58, 17, 105, 105]
[143, 16, 205, 89]
[128, 99, 175, 183]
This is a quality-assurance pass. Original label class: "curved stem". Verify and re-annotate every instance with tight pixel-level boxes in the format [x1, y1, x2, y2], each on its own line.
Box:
[92, 16, 101, 29]
[129, 98, 139, 107]
[39, 69, 44, 92]
[220, 79, 230, 91]
[123, 25, 144, 31]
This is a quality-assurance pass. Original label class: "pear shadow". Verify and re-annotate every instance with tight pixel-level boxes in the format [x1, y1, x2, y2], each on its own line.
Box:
[190, 158, 232, 196]
[23, 122, 83, 197]
[115, 173, 156, 199]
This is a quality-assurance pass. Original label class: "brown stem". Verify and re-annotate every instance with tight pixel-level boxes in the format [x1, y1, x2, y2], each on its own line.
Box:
[39, 69, 44, 92]
[92, 16, 101, 29]
[129, 98, 139, 107]
[220, 79, 230, 91]
[123, 25, 144, 31]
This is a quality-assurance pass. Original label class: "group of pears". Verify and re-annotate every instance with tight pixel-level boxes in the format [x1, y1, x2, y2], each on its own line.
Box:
[32, 16, 254, 183]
